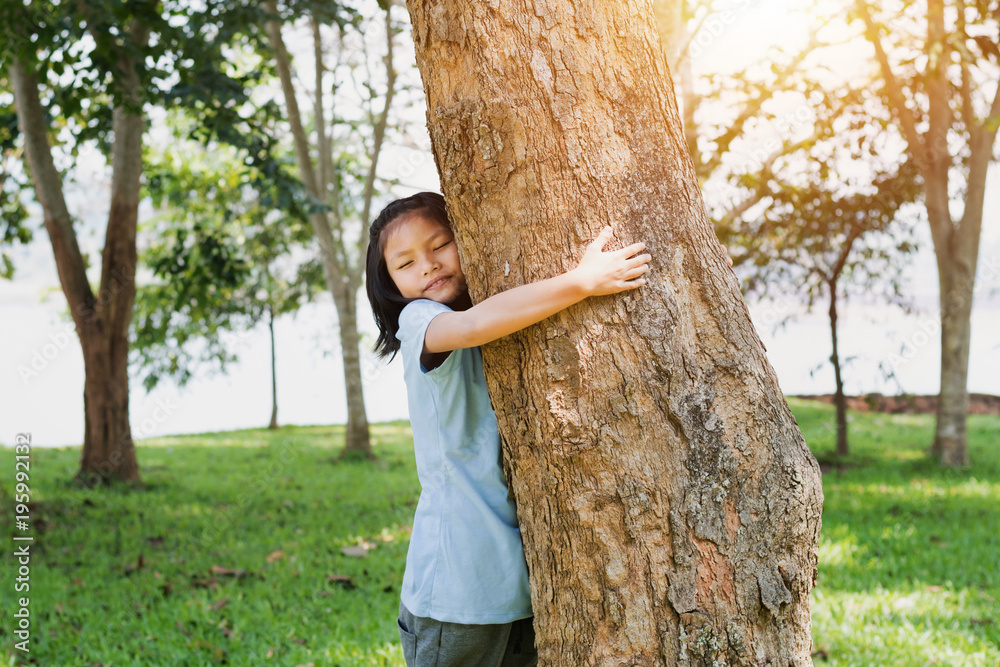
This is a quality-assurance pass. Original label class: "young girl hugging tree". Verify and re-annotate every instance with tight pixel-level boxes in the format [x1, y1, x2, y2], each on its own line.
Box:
[365, 192, 652, 666]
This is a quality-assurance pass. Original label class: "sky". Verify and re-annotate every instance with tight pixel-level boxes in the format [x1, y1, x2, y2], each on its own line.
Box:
[1, 0, 998, 448]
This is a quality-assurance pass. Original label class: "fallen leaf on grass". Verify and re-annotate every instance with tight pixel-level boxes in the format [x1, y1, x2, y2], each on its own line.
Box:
[124, 553, 145, 575]
[340, 545, 369, 558]
[267, 550, 285, 563]
[210, 565, 249, 578]
[209, 599, 229, 611]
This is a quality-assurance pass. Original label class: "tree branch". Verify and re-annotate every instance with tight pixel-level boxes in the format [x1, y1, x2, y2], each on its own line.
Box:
[263, 1, 348, 279]
[956, 0, 975, 131]
[100, 17, 149, 339]
[354, 5, 398, 286]
[701, 42, 814, 176]
[9, 61, 94, 325]
[855, 0, 926, 166]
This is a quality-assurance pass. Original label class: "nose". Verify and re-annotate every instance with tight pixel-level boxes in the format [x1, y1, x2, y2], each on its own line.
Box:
[421, 254, 440, 275]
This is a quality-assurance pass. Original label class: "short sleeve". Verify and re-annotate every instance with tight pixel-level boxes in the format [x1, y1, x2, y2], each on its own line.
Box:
[397, 299, 462, 376]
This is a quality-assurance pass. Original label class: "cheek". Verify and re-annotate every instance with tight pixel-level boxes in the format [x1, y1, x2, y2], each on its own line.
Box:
[448, 249, 464, 274]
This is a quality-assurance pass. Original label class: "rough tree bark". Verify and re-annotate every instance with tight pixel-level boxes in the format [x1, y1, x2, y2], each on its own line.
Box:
[9, 23, 147, 486]
[405, 1, 823, 664]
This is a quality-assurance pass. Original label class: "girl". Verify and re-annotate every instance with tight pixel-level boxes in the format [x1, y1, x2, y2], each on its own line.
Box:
[365, 192, 651, 666]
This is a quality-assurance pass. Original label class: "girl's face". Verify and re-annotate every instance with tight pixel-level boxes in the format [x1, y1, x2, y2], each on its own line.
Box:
[384, 214, 469, 308]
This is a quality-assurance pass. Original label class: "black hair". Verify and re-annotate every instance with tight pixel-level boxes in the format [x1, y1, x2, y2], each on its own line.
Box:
[365, 192, 452, 360]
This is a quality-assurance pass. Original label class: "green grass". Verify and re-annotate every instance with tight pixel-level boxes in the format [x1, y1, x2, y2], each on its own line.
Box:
[0, 424, 420, 666]
[0, 401, 997, 666]
[789, 398, 1000, 666]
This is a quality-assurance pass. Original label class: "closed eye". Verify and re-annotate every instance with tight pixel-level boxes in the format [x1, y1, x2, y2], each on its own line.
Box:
[397, 261, 412, 269]
[434, 241, 451, 251]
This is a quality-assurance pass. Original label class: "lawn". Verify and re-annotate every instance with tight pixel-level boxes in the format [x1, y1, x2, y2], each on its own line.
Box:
[0, 398, 997, 666]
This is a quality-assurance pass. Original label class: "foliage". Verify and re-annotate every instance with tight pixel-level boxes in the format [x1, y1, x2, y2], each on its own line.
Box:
[131, 129, 318, 391]
[0, 97, 31, 279]
[728, 82, 922, 310]
[0, 0, 350, 278]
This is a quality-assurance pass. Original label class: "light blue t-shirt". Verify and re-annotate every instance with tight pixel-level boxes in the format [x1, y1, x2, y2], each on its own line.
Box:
[396, 298, 533, 624]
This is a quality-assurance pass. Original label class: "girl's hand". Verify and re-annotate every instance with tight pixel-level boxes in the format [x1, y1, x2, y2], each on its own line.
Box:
[571, 226, 651, 296]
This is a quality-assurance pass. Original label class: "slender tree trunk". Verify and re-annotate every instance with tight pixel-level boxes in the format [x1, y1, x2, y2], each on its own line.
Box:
[932, 262, 974, 465]
[406, 1, 823, 664]
[263, 3, 374, 456]
[828, 280, 849, 457]
[332, 285, 372, 457]
[268, 303, 279, 430]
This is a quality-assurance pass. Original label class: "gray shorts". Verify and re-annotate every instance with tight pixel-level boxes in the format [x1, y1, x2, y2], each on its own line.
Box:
[397, 602, 538, 667]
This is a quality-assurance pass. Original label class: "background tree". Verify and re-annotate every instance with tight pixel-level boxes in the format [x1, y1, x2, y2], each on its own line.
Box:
[4, 0, 155, 484]
[736, 149, 921, 456]
[854, 0, 1000, 466]
[261, 0, 403, 457]
[132, 135, 316, 430]
[405, 0, 823, 663]
[1, 0, 292, 484]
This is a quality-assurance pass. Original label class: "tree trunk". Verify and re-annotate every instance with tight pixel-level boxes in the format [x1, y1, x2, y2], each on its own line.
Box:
[268, 303, 279, 430]
[828, 280, 848, 457]
[931, 262, 974, 466]
[10, 54, 142, 486]
[405, 1, 823, 664]
[79, 324, 139, 486]
[332, 283, 372, 457]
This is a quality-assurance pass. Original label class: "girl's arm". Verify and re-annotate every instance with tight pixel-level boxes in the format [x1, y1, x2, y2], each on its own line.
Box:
[424, 226, 651, 354]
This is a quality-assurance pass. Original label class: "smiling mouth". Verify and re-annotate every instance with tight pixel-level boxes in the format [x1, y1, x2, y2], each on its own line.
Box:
[425, 277, 449, 291]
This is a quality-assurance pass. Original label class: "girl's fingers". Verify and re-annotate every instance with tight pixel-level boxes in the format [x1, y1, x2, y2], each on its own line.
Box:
[615, 241, 647, 258]
[589, 226, 614, 251]
[623, 263, 650, 280]
[626, 253, 652, 267]
[620, 276, 647, 290]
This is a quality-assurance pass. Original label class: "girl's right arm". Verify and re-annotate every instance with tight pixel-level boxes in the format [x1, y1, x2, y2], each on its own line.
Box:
[423, 226, 651, 354]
